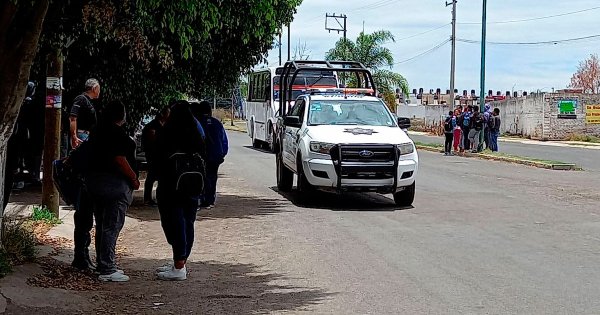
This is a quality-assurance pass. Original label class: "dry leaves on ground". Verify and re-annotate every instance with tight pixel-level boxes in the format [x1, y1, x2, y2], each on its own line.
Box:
[27, 256, 101, 291]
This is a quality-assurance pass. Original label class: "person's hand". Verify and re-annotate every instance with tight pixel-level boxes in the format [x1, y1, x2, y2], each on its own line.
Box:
[71, 136, 83, 148]
[131, 178, 140, 190]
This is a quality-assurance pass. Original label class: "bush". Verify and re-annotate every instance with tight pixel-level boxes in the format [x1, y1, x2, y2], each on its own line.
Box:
[31, 206, 62, 225]
[1, 220, 37, 268]
[565, 133, 600, 143]
[0, 248, 11, 277]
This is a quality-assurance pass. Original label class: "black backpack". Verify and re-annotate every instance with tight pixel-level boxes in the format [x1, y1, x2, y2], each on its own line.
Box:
[169, 152, 206, 198]
[444, 117, 453, 132]
[52, 140, 93, 205]
[474, 114, 484, 130]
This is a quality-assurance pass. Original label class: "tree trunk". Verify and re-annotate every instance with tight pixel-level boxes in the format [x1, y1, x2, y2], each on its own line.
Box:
[0, 1, 50, 245]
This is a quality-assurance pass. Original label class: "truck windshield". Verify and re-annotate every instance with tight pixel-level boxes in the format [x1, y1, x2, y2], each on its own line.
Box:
[307, 100, 396, 127]
[273, 75, 338, 100]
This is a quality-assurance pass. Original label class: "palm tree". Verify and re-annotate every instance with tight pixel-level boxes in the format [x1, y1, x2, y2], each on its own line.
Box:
[325, 30, 409, 97]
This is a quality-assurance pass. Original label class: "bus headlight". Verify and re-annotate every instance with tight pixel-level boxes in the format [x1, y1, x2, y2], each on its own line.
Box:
[397, 143, 415, 155]
[310, 142, 335, 155]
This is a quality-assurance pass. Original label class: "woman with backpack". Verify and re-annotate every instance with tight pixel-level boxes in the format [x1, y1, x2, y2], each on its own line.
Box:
[154, 100, 207, 281]
[443, 111, 454, 156]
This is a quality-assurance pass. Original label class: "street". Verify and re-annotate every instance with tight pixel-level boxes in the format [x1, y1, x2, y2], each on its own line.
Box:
[4, 130, 600, 314]
[410, 133, 600, 172]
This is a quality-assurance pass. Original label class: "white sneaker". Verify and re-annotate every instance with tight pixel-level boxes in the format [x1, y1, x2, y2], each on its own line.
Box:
[157, 266, 187, 281]
[156, 263, 173, 273]
[95, 269, 124, 275]
[99, 271, 130, 282]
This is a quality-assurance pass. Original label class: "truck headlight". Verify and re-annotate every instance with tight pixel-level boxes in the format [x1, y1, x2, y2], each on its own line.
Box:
[397, 143, 415, 155]
[310, 142, 335, 155]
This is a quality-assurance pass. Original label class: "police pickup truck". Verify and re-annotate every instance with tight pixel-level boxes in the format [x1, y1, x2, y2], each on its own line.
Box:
[275, 88, 418, 206]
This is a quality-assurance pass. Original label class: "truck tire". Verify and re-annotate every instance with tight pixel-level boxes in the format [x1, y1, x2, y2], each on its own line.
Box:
[276, 152, 293, 192]
[267, 124, 275, 153]
[393, 182, 415, 207]
[296, 157, 314, 193]
[250, 120, 261, 148]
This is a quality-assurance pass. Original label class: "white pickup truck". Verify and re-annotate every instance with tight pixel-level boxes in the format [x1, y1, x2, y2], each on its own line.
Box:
[275, 89, 418, 206]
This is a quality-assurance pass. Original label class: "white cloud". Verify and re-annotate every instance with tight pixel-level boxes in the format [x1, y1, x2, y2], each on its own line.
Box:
[267, 0, 600, 92]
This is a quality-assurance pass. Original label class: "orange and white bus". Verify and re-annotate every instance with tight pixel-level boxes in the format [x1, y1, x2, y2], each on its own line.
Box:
[246, 67, 338, 151]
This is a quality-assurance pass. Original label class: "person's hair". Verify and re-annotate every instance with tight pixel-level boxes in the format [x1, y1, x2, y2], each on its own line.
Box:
[85, 78, 99, 91]
[473, 106, 479, 112]
[159, 106, 170, 119]
[448, 111, 453, 116]
[198, 100, 212, 117]
[162, 100, 205, 153]
[103, 100, 126, 124]
[494, 108, 500, 114]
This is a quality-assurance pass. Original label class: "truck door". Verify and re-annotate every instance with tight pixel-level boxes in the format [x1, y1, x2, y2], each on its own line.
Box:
[283, 98, 306, 171]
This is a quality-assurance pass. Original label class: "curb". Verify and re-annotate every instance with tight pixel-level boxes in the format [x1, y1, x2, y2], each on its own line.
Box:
[415, 145, 578, 171]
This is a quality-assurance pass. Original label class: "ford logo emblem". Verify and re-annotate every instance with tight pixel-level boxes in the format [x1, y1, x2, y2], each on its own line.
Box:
[358, 150, 374, 158]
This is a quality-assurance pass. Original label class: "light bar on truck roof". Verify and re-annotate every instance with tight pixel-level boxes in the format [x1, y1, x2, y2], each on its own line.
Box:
[307, 88, 375, 96]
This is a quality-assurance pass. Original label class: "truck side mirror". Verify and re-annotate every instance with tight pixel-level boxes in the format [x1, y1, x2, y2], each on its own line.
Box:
[283, 116, 302, 128]
[397, 117, 411, 130]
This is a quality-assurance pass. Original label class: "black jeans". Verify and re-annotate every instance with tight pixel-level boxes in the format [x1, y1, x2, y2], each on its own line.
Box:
[462, 127, 471, 150]
[157, 185, 199, 261]
[85, 173, 133, 275]
[202, 162, 221, 206]
[444, 133, 453, 153]
[74, 187, 94, 261]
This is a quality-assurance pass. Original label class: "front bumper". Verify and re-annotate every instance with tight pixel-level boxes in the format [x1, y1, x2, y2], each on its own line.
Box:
[303, 145, 417, 193]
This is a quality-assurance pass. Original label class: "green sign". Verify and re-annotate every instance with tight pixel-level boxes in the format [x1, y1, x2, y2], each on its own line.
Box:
[558, 100, 577, 119]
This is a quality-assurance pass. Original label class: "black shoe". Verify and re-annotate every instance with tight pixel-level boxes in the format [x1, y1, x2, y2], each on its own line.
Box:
[72, 257, 96, 271]
[144, 200, 158, 207]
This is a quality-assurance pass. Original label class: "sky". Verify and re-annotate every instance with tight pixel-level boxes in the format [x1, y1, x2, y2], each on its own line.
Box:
[265, 0, 600, 94]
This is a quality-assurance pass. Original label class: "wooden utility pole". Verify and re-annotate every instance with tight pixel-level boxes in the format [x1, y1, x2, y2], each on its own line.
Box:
[42, 49, 62, 217]
[446, 0, 458, 106]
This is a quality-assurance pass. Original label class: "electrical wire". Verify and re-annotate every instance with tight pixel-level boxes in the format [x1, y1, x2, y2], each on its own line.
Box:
[394, 38, 451, 65]
[396, 23, 451, 41]
[459, 6, 600, 25]
[457, 34, 600, 45]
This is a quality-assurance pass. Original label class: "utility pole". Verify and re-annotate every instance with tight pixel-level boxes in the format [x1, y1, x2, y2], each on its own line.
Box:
[446, 0, 457, 107]
[42, 49, 63, 217]
[479, 0, 488, 150]
[278, 30, 282, 66]
[287, 23, 291, 61]
[326, 13, 348, 84]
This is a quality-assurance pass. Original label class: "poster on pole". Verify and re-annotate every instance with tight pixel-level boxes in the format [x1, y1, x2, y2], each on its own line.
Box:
[586, 105, 600, 124]
[558, 100, 577, 119]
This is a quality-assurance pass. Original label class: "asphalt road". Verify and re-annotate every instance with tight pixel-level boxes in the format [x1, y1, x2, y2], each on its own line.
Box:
[220, 130, 600, 314]
[410, 133, 600, 172]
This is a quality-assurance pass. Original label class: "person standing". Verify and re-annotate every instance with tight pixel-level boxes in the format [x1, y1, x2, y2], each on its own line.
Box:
[468, 106, 484, 153]
[490, 108, 501, 152]
[443, 111, 454, 156]
[483, 103, 492, 150]
[191, 101, 229, 208]
[70, 78, 100, 271]
[85, 100, 139, 282]
[452, 109, 462, 153]
[460, 106, 472, 152]
[70, 78, 100, 149]
[155, 101, 206, 281]
[142, 107, 170, 206]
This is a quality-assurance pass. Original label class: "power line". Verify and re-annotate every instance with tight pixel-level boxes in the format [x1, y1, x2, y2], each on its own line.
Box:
[394, 38, 451, 65]
[396, 23, 450, 41]
[459, 6, 600, 25]
[457, 34, 600, 45]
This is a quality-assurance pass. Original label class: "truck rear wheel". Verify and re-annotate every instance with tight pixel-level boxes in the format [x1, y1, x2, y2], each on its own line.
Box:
[393, 182, 415, 207]
[276, 153, 293, 192]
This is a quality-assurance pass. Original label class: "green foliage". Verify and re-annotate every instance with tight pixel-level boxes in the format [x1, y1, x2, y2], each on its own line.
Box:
[565, 133, 600, 143]
[0, 248, 11, 278]
[31, 206, 62, 225]
[326, 31, 409, 96]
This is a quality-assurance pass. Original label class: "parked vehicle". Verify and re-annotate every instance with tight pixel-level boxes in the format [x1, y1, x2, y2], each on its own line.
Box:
[275, 61, 418, 206]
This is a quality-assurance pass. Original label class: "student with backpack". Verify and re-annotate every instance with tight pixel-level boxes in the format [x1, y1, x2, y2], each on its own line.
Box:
[490, 108, 501, 152]
[443, 111, 454, 156]
[154, 100, 207, 281]
[191, 101, 229, 208]
[460, 106, 472, 152]
[483, 103, 492, 150]
[468, 106, 484, 153]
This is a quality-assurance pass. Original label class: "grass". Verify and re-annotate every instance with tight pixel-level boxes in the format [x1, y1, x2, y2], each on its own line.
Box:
[0, 248, 11, 277]
[414, 141, 444, 149]
[479, 150, 572, 166]
[31, 206, 62, 225]
[565, 134, 600, 143]
[0, 219, 38, 277]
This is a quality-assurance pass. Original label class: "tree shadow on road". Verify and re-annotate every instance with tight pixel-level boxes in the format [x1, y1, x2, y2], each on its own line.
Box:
[5, 254, 334, 314]
[127, 193, 290, 222]
[270, 187, 413, 212]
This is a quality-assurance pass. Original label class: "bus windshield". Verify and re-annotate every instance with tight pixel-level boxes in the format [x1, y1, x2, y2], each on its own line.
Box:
[273, 75, 337, 101]
[307, 100, 396, 127]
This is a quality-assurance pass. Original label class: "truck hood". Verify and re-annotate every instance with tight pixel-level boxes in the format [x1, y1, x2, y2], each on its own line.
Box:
[304, 125, 412, 145]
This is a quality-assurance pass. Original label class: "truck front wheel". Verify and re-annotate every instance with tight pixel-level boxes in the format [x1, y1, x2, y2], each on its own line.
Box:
[276, 152, 293, 192]
[393, 182, 415, 207]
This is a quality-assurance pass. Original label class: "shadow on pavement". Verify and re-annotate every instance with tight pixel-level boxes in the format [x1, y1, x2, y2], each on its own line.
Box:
[271, 187, 412, 212]
[242, 145, 274, 154]
[4, 254, 333, 314]
[127, 193, 289, 222]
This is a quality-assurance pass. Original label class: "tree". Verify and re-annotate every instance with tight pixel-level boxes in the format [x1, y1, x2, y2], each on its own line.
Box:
[325, 30, 409, 99]
[569, 54, 600, 94]
[292, 40, 311, 61]
[0, 0, 302, 242]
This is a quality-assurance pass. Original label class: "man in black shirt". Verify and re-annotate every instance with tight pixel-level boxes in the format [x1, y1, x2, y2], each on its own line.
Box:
[142, 107, 170, 206]
[70, 78, 100, 148]
[70, 78, 100, 271]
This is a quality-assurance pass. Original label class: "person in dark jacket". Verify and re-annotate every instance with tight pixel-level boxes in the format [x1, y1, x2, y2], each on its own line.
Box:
[85, 100, 139, 282]
[142, 106, 170, 206]
[191, 101, 229, 208]
[154, 100, 206, 281]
